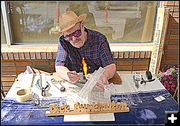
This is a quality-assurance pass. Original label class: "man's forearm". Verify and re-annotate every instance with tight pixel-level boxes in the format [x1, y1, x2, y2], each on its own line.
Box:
[104, 64, 116, 80]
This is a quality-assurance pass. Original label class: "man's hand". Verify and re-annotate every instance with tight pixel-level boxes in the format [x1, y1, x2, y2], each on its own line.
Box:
[96, 74, 109, 89]
[67, 71, 80, 83]
[95, 64, 116, 89]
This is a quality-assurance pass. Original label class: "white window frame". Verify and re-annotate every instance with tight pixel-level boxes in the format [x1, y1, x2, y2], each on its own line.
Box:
[1, 1, 13, 45]
[1, 1, 161, 52]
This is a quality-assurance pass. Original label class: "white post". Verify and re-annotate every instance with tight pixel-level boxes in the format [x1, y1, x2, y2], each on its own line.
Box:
[1, 1, 13, 45]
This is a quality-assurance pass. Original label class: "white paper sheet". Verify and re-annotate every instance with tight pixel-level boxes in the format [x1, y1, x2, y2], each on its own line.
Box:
[64, 113, 115, 122]
[109, 74, 165, 95]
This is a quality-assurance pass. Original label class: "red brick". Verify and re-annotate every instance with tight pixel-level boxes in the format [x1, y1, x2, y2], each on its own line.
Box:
[18, 52, 25, 59]
[169, 35, 179, 39]
[1, 62, 15, 67]
[169, 18, 179, 24]
[173, 7, 179, 12]
[32, 59, 45, 62]
[30, 52, 36, 59]
[33, 67, 50, 73]
[7, 52, 14, 60]
[15, 66, 27, 72]
[165, 34, 170, 39]
[116, 66, 132, 71]
[1, 86, 11, 92]
[1, 77, 16, 81]
[165, 39, 179, 44]
[167, 29, 179, 34]
[161, 59, 179, 65]
[32, 61, 49, 66]
[41, 52, 47, 59]
[2, 81, 14, 87]
[164, 1, 175, 6]
[164, 45, 178, 50]
[173, 12, 179, 17]
[168, 7, 174, 12]
[1, 66, 16, 72]
[168, 7, 179, 12]
[116, 60, 133, 65]
[117, 71, 132, 74]
[165, 55, 179, 60]
[24, 52, 31, 59]
[132, 66, 149, 71]
[118, 52, 124, 58]
[13, 52, 19, 60]
[145, 51, 151, 58]
[134, 52, 140, 58]
[124, 52, 129, 58]
[50, 60, 55, 66]
[140, 51, 146, 58]
[168, 23, 179, 29]
[132, 71, 146, 74]
[1, 71, 16, 76]
[35, 52, 41, 59]
[133, 60, 149, 65]
[2, 53, 9, 60]
[164, 50, 179, 55]
[113, 52, 119, 59]
[52, 52, 57, 59]
[16, 71, 23, 75]
[129, 51, 135, 58]
[15, 61, 32, 66]
[175, 1, 179, 5]
[47, 52, 52, 59]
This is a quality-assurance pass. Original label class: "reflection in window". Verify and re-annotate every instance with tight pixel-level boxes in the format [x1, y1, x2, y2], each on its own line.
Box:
[9, 1, 157, 44]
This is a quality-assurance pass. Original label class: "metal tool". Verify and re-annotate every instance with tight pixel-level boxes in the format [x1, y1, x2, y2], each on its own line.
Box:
[31, 92, 40, 106]
[34, 74, 50, 97]
[41, 84, 49, 96]
[78, 72, 87, 84]
[140, 71, 155, 85]
[133, 73, 141, 88]
[51, 78, 66, 92]
[140, 77, 155, 85]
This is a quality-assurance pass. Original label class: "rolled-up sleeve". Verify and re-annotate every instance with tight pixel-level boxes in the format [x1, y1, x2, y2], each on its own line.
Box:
[55, 42, 67, 66]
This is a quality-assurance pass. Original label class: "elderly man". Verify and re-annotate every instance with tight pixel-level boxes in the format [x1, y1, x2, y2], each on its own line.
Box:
[55, 11, 116, 87]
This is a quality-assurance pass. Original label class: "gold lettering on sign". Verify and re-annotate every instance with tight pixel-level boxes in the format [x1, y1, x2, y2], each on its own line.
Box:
[49, 104, 58, 113]
[74, 102, 80, 112]
[111, 101, 116, 111]
[46, 101, 130, 116]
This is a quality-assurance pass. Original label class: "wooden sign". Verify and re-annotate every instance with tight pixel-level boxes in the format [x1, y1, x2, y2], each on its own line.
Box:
[46, 101, 130, 116]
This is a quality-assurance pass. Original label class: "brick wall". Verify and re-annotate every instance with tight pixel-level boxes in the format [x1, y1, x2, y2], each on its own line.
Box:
[160, 1, 179, 67]
[1, 51, 151, 93]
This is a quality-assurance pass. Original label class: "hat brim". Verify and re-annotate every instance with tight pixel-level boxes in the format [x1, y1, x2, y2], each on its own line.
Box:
[60, 13, 87, 33]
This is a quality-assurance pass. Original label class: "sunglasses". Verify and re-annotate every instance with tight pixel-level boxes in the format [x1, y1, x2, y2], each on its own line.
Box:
[64, 30, 82, 41]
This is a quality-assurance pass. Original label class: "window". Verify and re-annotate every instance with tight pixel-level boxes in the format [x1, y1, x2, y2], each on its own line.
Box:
[2, 1, 158, 44]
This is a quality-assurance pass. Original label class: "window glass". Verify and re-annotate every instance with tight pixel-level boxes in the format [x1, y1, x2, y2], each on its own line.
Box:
[9, 1, 157, 44]
[1, 14, 6, 44]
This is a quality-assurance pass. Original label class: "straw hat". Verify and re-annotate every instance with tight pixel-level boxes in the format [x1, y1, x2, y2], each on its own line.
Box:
[59, 11, 87, 33]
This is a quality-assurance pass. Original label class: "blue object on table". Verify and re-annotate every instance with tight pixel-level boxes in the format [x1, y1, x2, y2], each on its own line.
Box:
[1, 89, 178, 125]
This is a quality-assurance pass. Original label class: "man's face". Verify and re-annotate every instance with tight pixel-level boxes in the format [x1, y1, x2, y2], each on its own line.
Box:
[63, 22, 86, 48]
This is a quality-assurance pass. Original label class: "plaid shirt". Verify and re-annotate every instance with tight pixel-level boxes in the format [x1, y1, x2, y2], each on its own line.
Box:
[55, 28, 114, 73]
